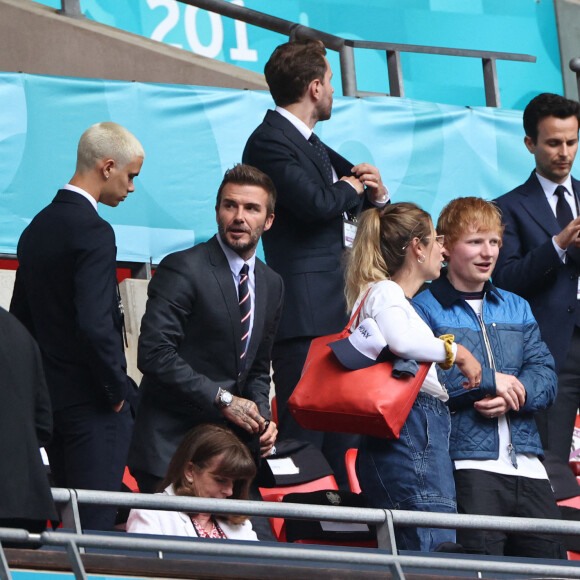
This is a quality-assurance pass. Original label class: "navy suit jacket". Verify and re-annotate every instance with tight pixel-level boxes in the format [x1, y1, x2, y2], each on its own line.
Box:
[10, 190, 135, 411]
[0, 307, 57, 522]
[242, 109, 366, 340]
[494, 172, 580, 372]
[128, 236, 284, 478]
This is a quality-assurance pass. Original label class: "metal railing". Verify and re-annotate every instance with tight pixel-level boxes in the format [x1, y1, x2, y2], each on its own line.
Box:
[57, 0, 83, 19]
[56, 0, 536, 107]
[0, 487, 579, 580]
[570, 58, 580, 102]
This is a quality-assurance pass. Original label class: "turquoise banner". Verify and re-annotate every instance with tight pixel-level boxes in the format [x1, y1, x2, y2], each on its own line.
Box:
[35, 0, 563, 110]
[0, 72, 568, 263]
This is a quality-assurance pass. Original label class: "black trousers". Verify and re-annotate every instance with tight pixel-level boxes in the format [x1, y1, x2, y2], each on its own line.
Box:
[536, 326, 580, 500]
[47, 401, 133, 531]
[454, 469, 566, 559]
[272, 337, 360, 489]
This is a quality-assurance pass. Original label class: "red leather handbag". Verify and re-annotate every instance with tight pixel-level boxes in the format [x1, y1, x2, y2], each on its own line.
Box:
[287, 294, 429, 439]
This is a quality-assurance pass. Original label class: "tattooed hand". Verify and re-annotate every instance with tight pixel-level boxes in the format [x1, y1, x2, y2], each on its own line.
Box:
[221, 395, 266, 434]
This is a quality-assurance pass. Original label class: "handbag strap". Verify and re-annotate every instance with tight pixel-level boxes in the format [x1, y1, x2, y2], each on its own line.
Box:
[345, 287, 372, 333]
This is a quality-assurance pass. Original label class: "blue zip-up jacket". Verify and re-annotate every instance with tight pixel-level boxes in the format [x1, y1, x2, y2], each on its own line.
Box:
[412, 271, 557, 461]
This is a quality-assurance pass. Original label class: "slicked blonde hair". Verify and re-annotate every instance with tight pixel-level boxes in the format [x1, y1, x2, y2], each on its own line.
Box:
[345, 203, 432, 311]
[76, 122, 144, 172]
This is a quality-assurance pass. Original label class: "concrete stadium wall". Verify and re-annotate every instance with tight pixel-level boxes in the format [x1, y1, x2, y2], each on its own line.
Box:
[0, 0, 267, 90]
[0, 271, 15, 312]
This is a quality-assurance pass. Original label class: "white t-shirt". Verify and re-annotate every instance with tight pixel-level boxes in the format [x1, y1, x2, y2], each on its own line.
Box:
[352, 280, 449, 401]
[454, 298, 548, 480]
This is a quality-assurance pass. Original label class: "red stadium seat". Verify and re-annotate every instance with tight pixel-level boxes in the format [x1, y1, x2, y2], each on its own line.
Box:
[122, 466, 139, 493]
[259, 475, 339, 541]
[345, 448, 361, 494]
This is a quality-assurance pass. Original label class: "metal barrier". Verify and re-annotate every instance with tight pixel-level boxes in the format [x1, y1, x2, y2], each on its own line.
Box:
[57, 0, 84, 19]
[570, 58, 580, 102]
[56, 0, 536, 107]
[0, 487, 579, 580]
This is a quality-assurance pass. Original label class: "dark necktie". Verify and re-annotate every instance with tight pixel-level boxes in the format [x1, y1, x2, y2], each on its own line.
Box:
[238, 264, 251, 368]
[554, 185, 580, 325]
[555, 185, 574, 230]
[309, 133, 333, 183]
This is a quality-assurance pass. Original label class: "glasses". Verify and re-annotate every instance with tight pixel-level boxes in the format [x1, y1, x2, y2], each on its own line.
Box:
[402, 234, 444, 251]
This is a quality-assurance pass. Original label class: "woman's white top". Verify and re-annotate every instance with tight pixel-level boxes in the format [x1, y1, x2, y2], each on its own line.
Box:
[352, 280, 449, 401]
[126, 485, 258, 541]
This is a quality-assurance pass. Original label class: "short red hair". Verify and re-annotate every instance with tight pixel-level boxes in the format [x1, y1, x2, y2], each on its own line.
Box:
[436, 197, 504, 252]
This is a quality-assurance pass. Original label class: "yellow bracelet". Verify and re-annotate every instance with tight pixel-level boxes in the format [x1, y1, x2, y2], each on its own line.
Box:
[438, 334, 455, 370]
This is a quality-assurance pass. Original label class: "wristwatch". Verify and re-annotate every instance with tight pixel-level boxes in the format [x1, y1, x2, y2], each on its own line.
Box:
[216, 388, 234, 409]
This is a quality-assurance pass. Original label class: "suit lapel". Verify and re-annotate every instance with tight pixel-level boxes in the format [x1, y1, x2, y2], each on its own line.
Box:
[514, 172, 561, 237]
[207, 237, 244, 366]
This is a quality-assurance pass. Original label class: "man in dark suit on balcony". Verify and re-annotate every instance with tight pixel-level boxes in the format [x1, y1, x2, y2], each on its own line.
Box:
[494, 93, 580, 499]
[243, 39, 389, 486]
[10, 122, 144, 530]
[128, 165, 283, 499]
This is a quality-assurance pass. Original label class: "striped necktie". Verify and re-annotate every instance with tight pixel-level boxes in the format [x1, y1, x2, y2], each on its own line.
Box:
[238, 264, 251, 368]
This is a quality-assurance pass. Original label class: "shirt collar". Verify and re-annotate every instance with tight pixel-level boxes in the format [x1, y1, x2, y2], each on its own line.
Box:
[63, 183, 98, 211]
[275, 106, 312, 140]
[428, 268, 502, 308]
[535, 172, 574, 198]
[215, 233, 256, 277]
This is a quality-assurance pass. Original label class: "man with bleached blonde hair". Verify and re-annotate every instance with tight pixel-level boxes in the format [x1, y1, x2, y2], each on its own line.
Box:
[76, 121, 144, 176]
[11, 121, 144, 531]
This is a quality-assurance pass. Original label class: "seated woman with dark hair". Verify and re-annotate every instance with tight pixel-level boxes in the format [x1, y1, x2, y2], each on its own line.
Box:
[127, 424, 258, 540]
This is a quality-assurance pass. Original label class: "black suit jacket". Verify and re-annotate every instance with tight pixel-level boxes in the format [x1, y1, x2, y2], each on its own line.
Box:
[128, 236, 284, 478]
[0, 307, 57, 522]
[242, 109, 366, 340]
[494, 172, 580, 372]
[10, 190, 134, 410]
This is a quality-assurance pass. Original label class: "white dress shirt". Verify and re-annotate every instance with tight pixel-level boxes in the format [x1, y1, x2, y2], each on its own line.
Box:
[536, 172, 577, 262]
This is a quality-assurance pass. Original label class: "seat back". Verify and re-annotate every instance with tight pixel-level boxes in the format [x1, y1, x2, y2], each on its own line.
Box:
[345, 448, 361, 494]
[259, 475, 339, 541]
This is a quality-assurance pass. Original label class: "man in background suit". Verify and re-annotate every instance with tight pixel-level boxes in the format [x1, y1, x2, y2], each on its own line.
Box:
[0, 307, 57, 539]
[242, 40, 389, 486]
[494, 93, 580, 499]
[10, 122, 144, 530]
[128, 164, 283, 498]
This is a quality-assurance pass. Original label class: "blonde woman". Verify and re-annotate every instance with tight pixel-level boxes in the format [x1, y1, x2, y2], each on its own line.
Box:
[344, 203, 480, 552]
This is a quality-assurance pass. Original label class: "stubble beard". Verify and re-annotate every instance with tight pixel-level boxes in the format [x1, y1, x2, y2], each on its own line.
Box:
[217, 221, 262, 258]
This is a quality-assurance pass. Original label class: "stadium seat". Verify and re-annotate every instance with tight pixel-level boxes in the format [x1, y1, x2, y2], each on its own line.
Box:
[557, 494, 580, 560]
[261, 485, 377, 547]
[271, 396, 278, 425]
[122, 466, 139, 493]
[259, 475, 339, 541]
[345, 448, 361, 494]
